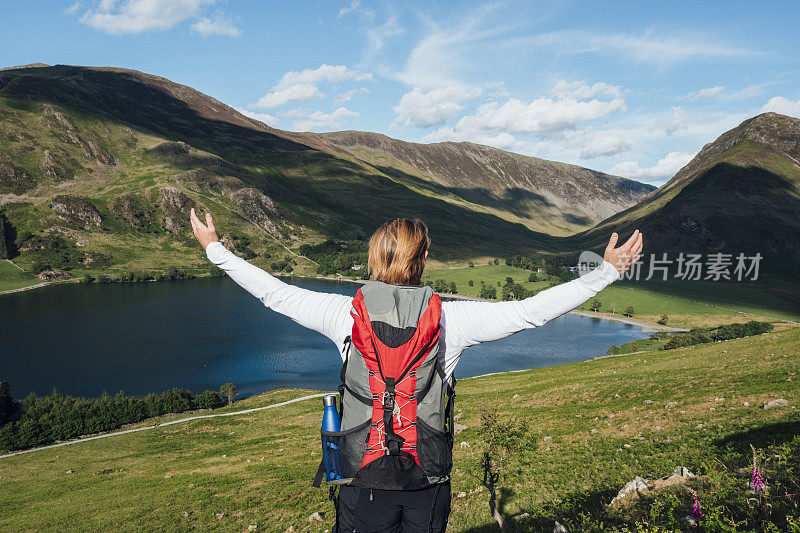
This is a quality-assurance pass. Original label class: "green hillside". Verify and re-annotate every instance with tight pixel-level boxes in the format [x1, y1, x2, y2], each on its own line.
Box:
[0, 64, 654, 288]
[2, 327, 798, 532]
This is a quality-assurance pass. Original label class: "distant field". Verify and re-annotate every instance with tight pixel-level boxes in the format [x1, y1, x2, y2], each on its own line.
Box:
[422, 263, 554, 297]
[578, 278, 800, 327]
[2, 326, 798, 531]
[422, 264, 800, 328]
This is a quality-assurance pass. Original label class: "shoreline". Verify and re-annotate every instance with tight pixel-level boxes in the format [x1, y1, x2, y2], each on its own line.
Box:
[2, 271, 675, 328]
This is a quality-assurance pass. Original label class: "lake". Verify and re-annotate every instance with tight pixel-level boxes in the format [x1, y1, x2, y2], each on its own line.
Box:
[0, 277, 648, 399]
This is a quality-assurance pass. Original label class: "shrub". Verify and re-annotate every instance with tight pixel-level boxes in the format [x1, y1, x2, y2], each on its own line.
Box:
[0, 382, 231, 452]
[664, 321, 773, 350]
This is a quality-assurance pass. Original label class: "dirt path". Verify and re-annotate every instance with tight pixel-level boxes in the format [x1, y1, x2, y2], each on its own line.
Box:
[4, 259, 24, 271]
[0, 392, 330, 459]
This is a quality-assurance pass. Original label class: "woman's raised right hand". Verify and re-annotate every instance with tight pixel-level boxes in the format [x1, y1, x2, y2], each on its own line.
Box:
[189, 207, 219, 250]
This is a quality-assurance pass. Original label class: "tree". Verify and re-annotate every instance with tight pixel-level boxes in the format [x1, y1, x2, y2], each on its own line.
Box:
[474, 406, 534, 531]
[493, 259, 499, 265]
[468, 261, 474, 268]
[165, 266, 179, 280]
[449, 281, 457, 294]
[468, 280, 474, 287]
[0, 381, 21, 425]
[480, 285, 497, 299]
[219, 383, 238, 405]
[433, 279, 447, 293]
[527, 272, 538, 282]
[197, 390, 223, 409]
[623, 306, 635, 317]
[589, 298, 602, 312]
[657, 314, 668, 325]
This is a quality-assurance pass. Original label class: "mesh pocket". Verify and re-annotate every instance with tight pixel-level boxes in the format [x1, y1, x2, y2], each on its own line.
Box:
[416, 418, 453, 477]
[321, 420, 371, 481]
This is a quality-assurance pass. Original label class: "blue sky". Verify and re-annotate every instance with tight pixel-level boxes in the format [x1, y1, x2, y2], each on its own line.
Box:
[3, 1, 799, 185]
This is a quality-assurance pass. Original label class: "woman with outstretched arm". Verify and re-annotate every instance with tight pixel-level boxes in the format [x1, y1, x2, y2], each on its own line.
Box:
[190, 208, 642, 533]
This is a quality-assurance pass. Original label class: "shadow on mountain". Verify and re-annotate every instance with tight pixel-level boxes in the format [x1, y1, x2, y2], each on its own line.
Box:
[563, 213, 593, 226]
[566, 162, 800, 278]
[0, 65, 560, 258]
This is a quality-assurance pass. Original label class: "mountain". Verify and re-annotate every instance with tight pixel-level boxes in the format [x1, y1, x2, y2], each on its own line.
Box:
[314, 131, 653, 236]
[572, 112, 800, 277]
[0, 64, 651, 276]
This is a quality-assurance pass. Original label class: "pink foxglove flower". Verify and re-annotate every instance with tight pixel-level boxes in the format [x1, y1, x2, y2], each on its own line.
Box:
[752, 464, 766, 493]
[691, 493, 704, 519]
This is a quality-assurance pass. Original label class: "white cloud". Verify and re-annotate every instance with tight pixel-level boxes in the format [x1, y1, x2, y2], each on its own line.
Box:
[252, 65, 372, 109]
[361, 15, 404, 66]
[518, 30, 758, 64]
[278, 64, 373, 87]
[281, 107, 359, 132]
[452, 96, 626, 135]
[761, 96, 800, 117]
[391, 3, 511, 90]
[333, 88, 368, 106]
[680, 84, 766, 102]
[611, 151, 695, 181]
[190, 14, 241, 37]
[234, 107, 279, 126]
[682, 85, 725, 101]
[393, 86, 482, 128]
[729, 85, 765, 99]
[338, 0, 370, 19]
[78, 0, 213, 35]
[551, 81, 622, 100]
[580, 135, 632, 159]
[253, 84, 323, 109]
[424, 127, 517, 149]
[417, 79, 627, 154]
[66, 1, 82, 15]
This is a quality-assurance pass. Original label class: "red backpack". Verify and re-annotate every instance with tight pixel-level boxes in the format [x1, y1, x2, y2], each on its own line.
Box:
[314, 280, 456, 491]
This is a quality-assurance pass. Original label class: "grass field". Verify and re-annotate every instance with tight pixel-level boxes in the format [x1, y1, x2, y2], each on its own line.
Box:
[422, 264, 554, 298]
[2, 327, 798, 532]
[0, 260, 39, 292]
[421, 264, 800, 328]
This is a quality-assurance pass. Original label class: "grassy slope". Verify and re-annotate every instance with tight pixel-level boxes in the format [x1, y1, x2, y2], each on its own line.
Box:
[2, 328, 798, 531]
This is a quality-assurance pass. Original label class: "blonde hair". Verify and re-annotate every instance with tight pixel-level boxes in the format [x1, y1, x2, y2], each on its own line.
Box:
[368, 218, 430, 285]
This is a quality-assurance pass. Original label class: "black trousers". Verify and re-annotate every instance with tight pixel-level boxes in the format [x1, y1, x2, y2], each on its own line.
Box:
[334, 482, 451, 533]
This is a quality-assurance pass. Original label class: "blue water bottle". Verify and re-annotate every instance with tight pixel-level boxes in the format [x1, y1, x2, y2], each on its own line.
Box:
[321, 394, 342, 481]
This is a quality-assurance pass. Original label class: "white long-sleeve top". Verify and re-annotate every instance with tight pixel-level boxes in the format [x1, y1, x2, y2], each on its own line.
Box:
[205, 241, 620, 380]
